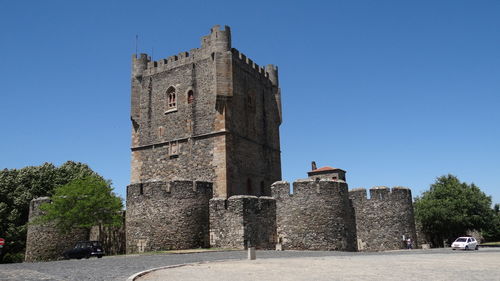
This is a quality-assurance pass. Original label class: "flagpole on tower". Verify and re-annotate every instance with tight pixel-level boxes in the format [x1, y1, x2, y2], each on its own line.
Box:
[135, 34, 138, 57]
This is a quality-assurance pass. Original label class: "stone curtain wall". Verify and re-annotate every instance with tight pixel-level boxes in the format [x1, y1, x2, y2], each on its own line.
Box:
[209, 195, 276, 249]
[25, 197, 89, 262]
[271, 180, 357, 251]
[349, 187, 417, 251]
[126, 180, 212, 254]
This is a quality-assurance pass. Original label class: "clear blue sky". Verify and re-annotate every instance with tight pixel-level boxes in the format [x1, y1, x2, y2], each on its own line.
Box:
[1, 0, 499, 205]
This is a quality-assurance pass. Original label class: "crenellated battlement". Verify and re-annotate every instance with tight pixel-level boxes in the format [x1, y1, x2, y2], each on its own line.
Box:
[232, 48, 277, 85]
[210, 195, 275, 210]
[127, 180, 212, 198]
[132, 25, 278, 92]
[271, 178, 349, 199]
[209, 195, 276, 249]
[349, 185, 416, 251]
[271, 178, 357, 251]
[348, 186, 412, 202]
[134, 25, 235, 76]
[126, 180, 212, 253]
[140, 48, 204, 76]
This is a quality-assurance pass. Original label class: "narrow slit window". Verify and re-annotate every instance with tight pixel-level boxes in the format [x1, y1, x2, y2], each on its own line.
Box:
[187, 90, 194, 104]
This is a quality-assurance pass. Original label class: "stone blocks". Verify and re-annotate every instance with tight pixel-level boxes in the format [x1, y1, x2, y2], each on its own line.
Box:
[209, 195, 276, 249]
[25, 197, 89, 262]
[349, 186, 417, 251]
[271, 180, 357, 251]
[126, 180, 212, 253]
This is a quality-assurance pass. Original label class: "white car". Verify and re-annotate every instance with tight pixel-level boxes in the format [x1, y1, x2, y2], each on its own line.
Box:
[451, 237, 479, 250]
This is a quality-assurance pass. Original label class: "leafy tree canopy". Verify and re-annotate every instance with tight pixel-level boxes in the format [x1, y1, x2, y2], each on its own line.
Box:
[0, 161, 103, 263]
[414, 174, 494, 245]
[37, 176, 123, 233]
[482, 203, 500, 242]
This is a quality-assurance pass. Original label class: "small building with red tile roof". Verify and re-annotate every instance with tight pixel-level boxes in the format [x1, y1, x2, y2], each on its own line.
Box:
[307, 162, 346, 181]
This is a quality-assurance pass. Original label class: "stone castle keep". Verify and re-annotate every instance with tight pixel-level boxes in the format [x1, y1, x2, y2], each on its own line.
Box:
[26, 26, 417, 260]
[125, 25, 417, 253]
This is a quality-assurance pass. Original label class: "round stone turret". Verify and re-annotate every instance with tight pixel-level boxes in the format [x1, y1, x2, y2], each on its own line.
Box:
[25, 197, 89, 262]
[126, 180, 213, 253]
[201, 25, 231, 52]
[132, 53, 149, 78]
[271, 179, 357, 251]
[349, 186, 417, 251]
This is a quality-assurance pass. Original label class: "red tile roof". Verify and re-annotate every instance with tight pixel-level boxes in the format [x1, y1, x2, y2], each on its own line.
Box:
[309, 166, 345, 173]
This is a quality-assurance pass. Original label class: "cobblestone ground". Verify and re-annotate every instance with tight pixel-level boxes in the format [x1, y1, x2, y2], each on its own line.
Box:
[1, 248, 498, 281]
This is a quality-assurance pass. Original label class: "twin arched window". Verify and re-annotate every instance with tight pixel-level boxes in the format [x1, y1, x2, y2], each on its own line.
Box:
[166, 87, 194, 111]
[167, 87, 176, 109]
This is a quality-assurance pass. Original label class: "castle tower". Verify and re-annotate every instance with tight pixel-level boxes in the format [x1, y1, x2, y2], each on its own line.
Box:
[349, 186, 417, 251]
[25, 197, 89, 262]
[271, 165, 357, 251]
[127, 25, 282, 252]
[129, 25, 282, 198]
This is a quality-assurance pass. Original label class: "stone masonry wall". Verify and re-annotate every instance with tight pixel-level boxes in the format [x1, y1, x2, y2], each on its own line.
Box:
[25, 197, 89, 262]
[126, 180, 212, 254]
[209, 195, 276, 249]
[271, 179, 357, 251]
[227, 50, 282, 196]
[349, 187, 417, 251]
[130, 25, 282, 199]
[130, 26, 229, 197]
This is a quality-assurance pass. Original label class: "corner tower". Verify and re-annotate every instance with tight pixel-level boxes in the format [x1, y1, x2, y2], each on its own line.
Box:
[129, 25, 282, 198]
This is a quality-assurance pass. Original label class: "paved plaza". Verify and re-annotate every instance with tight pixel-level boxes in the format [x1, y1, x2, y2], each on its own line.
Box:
[1, 248, 499, 281]
[138, 248, 500, 281]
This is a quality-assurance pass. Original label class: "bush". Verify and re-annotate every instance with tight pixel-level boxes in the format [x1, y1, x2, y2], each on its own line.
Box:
[2, 252, 24, 263]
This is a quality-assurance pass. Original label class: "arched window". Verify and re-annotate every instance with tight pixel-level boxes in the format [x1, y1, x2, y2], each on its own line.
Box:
[166, 87, 176, 110]
[187, 90, 194, 104]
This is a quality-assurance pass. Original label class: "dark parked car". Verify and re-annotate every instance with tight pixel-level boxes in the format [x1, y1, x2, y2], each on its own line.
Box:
[63, 241, 105, 259]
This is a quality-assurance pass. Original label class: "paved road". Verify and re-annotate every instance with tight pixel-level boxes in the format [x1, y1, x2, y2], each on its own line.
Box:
[1, 248, 498, 281]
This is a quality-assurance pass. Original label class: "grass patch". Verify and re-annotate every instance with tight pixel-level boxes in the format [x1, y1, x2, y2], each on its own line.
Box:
[481, 242, 500, 246]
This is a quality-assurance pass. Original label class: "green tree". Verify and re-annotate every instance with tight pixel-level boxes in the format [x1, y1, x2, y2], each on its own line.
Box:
[482, 203, 500, 242]
[414, 174, 494, 247]
[38, 176, 123, 240]
[0, 161, 100, 263]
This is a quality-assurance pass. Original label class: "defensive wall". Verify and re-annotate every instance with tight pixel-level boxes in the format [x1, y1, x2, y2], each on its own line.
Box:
[349, 186, 417, 251]
[126, 180, 212, 253]
[209, 195, 276, 249]
[25, 197, 89, 262]
[271, 179, 357, 251]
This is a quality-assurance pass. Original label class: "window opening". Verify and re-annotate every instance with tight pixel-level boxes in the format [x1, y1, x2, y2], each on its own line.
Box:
[166, 87, 176, 110]
[247, 178, 252, 195]
[188, 90, 194, 104]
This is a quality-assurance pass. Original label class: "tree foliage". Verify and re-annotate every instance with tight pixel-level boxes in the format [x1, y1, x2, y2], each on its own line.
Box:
[0, 161, 102, 263]
[414, 174, 494, 246]
[482, 203, 500, 242]
[37, 176, 123, 235]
